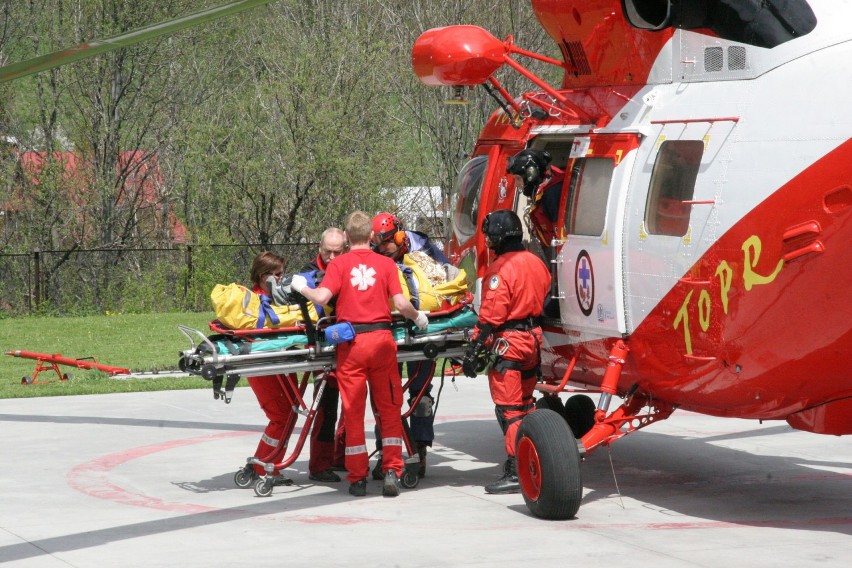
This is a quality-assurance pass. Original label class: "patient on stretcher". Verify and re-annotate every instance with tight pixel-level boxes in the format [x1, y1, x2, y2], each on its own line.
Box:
[208, 252, 473, 338]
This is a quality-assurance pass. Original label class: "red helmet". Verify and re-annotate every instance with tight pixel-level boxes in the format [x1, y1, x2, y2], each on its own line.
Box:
[372, 212, 409, 255]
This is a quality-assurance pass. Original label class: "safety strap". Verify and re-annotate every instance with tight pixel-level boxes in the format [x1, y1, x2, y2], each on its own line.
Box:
[300, 270, 325, 318]
[221, 338, 251, 356]
[257, 294, 280, 329]
[496, 398, 535, 414]
[295, 295, 317, 344]
[398, 264, 420, 309]
[505, 414, 525, 427]
[496, 317, 541, 331]
[493, 358, 539, 379]
[496, 398, 536, 427]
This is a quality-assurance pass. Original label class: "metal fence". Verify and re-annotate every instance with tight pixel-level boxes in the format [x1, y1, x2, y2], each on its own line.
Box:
[0, 243, 317, 315]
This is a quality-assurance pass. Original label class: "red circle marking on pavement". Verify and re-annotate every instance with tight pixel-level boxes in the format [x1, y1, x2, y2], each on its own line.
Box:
[64, 421, 852, 530]
[66, 431, 253, 513]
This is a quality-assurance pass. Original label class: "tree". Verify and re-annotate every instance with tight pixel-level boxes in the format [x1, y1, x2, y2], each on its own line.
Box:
[175, 0, 422, 249]
[378, 0, 558, 240]
[0, 0, 571, 313]
[62, 1, 202, 249]
[1, 1, 198, 252]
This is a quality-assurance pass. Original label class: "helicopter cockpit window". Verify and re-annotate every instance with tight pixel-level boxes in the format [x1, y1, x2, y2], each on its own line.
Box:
[453, 155, 488, 245]
[645, 140, 704, 237]
[564, 158, 614, 237]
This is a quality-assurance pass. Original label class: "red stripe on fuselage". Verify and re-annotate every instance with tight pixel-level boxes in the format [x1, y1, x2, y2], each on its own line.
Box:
[627, 140, 852, 424]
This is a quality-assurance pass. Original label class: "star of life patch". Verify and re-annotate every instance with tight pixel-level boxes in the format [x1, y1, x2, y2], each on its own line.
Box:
[488, 275, 501, 290]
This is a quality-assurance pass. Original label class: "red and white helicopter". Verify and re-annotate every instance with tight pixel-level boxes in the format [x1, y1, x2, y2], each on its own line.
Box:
[413, 0, 852, 519]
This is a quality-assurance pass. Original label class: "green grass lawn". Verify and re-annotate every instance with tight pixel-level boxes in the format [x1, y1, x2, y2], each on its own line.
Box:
[0, 312, 459, 400]
[0, 312, 216, 398]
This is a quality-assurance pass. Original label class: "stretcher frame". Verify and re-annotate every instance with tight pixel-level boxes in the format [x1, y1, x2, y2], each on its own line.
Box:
[178, 323, 468, 386]
[177, 302, 474, 496]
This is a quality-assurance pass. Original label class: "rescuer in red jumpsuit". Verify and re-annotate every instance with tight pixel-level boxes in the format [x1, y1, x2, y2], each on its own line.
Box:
[462, 209, 550, 494]
[292, 211, 429, 497]
[246, 250, 297, 486]
[507, 148, 566, 318]
[506, 148, 564, 249]
[301, 228, 348, 482]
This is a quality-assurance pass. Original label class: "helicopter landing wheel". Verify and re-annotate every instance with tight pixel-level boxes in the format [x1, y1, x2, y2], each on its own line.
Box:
[535, 394, 564, 414]
[516, 409, 582, 520]
[564, 394, 596, 438]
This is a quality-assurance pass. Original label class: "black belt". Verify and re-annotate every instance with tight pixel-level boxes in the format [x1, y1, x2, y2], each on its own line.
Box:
[351, 322, 393, 333]
[494, 358, 540, 378]
[498, 317, 540, 331]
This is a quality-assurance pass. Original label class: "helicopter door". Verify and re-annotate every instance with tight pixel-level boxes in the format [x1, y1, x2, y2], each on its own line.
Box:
[551, 134, 641, 337]
[621, 119, 737, 334]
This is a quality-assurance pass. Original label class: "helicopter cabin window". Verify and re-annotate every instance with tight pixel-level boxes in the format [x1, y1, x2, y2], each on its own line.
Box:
[453, 155, 488, 244]
[645, 140, 704, 237]
[563, 157, 614, 236]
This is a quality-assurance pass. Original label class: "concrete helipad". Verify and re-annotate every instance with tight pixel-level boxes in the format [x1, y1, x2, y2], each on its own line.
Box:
[0, 378, 849, 567]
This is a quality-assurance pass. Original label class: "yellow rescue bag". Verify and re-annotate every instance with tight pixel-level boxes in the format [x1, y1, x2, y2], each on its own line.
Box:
[210, 283, 319, 330]
[396, 253, 469, 312]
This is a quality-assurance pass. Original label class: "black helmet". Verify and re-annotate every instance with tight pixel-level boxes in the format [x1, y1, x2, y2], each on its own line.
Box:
[506, 149, 552, 197]
[482, 209, 523, 251]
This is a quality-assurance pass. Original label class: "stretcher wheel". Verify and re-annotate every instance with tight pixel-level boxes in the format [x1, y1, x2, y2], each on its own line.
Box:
[422, 342, 439, 359]
[254, 477, 274, 497]
[401, 469, 420, 489]
[62, 373, 71, 381]
[201, 364, 218, 381]
[234, 466, 257, 488]
[515, 409, 582, 520]
[21, 376, 31, 385]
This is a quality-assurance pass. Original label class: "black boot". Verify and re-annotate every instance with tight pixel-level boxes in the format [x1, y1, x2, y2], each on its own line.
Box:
[485, 456, 520, 494]
[416, 442, 428, 478]
[371, 452, 384, 480]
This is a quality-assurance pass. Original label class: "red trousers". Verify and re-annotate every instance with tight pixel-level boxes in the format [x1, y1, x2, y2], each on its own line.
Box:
[336, 330, 404, 483]
[246, 374, 298, 475]
[487, 328, 542, 456]
[248, 372, 338, 476]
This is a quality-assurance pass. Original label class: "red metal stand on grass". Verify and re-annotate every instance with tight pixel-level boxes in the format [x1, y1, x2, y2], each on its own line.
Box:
[6, 350, 131, 385]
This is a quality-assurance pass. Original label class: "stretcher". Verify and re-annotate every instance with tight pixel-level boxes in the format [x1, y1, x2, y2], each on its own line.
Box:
[178, 303, 476, 391]
[176, 301, 478, 496]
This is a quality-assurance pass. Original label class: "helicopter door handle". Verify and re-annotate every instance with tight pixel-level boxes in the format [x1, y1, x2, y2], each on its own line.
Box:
[782, 221, 824, 262]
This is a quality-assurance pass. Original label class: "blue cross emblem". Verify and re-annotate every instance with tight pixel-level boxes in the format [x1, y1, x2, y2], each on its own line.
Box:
[575, 251, 594, 316]
[578, 258, 591, 292]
